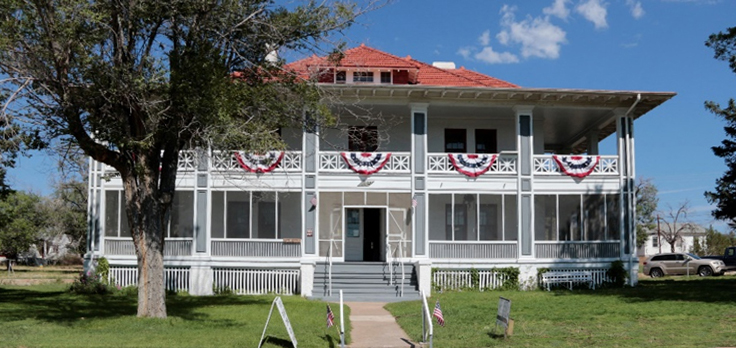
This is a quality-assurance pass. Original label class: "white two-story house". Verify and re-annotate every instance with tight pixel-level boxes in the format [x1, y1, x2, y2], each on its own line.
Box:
[86, 45, 675, 299]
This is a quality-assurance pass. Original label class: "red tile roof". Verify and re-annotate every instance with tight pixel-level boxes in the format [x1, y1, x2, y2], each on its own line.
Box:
[285, 44, 519, 88]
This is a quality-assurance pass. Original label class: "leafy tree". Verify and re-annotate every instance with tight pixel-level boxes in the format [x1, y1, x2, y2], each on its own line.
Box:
[44, 142, 88, 254]
[0, 0, 372, 317]
[635, 178, 658, 248]
[692, 225, 736, 256]
[0, 191, 48, 267]
[705, 26, 736, 228]
[658, 202, 694, 253]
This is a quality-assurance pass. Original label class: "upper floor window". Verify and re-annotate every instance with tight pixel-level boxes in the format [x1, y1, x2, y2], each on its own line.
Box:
[475, 129, 497, 153]
[336, 71, 346, 84]
[652, 235, 659, 247]
[380, 71, 391, 84]
[353, 71, 374, 83]
[348, 126, 378, 152]
[445, 129, 466, 152]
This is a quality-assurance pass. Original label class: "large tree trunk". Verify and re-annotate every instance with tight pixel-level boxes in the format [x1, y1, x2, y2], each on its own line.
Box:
[122, 154, 170, 318]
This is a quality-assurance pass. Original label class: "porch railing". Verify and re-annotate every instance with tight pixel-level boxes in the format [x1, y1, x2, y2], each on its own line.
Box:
[210, 150, 302, 173]
[534, 241, 620, 259]
[533, 155, 619, 175]
[211, 239, 301, 258]
[428, 241, 518, 259]
[427, 153, 517, 174]
[104, 238, 192, 256]
[319, 151, 411, 173]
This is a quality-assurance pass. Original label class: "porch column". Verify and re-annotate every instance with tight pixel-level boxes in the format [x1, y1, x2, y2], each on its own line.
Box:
[195, 147, 208, 254]
[304, 112, 318, 256]
[84, 158, 102, 272]
[587, 130, 600, 155]
[515, 106, 535, 258]
[616, 110, 637, 285]
[411, 103, 428, 258]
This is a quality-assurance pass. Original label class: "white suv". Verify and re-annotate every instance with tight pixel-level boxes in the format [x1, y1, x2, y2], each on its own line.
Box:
[643, 253, 725, 277]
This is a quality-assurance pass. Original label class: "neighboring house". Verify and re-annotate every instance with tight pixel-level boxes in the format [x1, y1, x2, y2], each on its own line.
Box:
[638, 224, 706, 257]
[85, 45, 675, 298]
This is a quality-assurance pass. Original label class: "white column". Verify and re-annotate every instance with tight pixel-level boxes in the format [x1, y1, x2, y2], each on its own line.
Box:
[300, 259, 316, 297]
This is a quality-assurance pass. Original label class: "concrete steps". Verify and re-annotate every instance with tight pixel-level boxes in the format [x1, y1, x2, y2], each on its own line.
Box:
[310, 262, 419, 302]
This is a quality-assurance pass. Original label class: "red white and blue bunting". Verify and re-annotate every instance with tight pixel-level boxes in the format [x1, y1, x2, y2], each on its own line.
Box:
[341, 152, 391, 175]
[448, 153, 497, 178]
[553, 155, 600, 178]
[234, 151, 284, 173]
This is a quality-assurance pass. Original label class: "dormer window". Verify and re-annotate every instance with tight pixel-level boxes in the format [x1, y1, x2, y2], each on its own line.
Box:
[336, 71, 346, 84]
[380, 71, 391, 84]
[353, 71, 374, 83]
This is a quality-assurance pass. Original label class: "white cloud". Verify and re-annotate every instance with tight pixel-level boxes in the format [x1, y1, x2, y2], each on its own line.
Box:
[474, 47, 520, 64]
[626, 0, 645, 19]
[478, 30, 491, 46]
[543, 0, 571, 20]
[576, 0, 608, 29]
[457, 47, 473, 59]
[497, 5, 567, 59]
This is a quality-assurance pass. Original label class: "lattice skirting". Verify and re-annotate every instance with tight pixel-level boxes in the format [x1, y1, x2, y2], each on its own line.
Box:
[108, 266, 190, 292]
[212, 268, 300, 295]
[432, 269, 511, 291]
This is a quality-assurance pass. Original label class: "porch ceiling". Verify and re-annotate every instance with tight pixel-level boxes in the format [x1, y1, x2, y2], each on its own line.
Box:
[327, 85, 676, 153]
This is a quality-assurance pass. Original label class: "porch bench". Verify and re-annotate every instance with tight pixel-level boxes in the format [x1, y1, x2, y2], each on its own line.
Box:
[541, 271, 594, 291]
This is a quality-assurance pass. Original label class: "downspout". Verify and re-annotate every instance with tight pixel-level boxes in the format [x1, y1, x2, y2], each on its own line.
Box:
[625, 93, 641, 286]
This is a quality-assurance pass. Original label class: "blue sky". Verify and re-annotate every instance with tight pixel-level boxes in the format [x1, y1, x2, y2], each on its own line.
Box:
[6, 0, 736, 230]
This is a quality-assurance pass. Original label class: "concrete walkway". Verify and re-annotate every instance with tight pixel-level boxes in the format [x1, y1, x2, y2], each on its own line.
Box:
[346, 302, 417, 348]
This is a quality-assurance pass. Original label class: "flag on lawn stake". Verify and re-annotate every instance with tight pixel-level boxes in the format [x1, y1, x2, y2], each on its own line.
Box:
[433, 300, 445, 327]
[327, 304, 335, 328]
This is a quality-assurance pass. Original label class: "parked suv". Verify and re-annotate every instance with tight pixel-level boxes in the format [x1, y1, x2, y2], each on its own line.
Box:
[643, 253, 725, 277]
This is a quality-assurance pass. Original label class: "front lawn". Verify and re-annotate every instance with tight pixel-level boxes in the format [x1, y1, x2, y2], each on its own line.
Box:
[0, 284, 347, 348]
[385, 276, 736, 348]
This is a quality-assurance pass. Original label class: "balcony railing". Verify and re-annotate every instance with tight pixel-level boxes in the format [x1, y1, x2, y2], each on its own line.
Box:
[210, 150, 302, 173]
[211, 239, 302, 258]
[534, 241, 620, 259]
[428, 241, 518, 259]
[104, 238, 193, 256]
[533, 155, 619, 175]
[319, 151, 411, 173]
[427, 153, 517, 175]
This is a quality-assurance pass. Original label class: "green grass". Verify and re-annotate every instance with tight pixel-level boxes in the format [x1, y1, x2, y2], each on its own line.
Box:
[0, 284, 348, 348]
[0, 265, 82, 283]
[386, 276, 736, 348]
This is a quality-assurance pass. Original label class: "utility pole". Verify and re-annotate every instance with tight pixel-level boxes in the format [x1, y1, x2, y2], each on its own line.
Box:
[657, 214, 662, 254]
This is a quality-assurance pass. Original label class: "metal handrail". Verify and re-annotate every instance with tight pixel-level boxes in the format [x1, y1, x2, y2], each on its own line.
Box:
[421, 290, 434, 348]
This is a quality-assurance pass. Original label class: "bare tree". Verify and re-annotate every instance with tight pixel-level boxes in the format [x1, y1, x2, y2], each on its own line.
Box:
[659, 201, 695, 253]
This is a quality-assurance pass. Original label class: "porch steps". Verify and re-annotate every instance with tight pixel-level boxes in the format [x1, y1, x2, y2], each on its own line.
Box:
[310, 262, 420, 302]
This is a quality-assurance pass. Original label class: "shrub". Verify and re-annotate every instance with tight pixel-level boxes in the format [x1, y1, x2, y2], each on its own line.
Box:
[69, 271, 113, 295]
[606, 260, 628, 288]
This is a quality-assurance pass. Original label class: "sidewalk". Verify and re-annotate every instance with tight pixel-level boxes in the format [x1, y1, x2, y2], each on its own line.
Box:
[346, 302, 417, 348]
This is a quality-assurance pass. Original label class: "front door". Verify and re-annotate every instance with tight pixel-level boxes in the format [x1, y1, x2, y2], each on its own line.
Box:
[344, 208, 384, 262]
[363, 208, 382, 262]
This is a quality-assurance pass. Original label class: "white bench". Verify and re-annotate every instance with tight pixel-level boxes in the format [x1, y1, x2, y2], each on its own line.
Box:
[541, 271, 594, 291]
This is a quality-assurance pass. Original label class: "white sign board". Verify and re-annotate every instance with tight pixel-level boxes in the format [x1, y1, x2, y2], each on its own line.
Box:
[258, 297, 298, 348]
[496, 297, 511, 330]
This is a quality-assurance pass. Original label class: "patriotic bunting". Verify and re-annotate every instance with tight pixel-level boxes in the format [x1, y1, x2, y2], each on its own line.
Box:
[341, 152, 391, 175]
[448, 153, 497, 178]
[233, 151, 284, 173]
[553, 155, 600, 178]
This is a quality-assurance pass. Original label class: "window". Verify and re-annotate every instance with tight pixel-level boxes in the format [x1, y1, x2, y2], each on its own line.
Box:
[348, 126, 378, 152]
[210, 191, 301, 239]
[652, 235, 659, 247]
[353, 71, 374, 83]
[444, 129, 466, 152]
[380, 71, 391, 84]
[475, 129, 497, 153]
[534, 195, 557, 241]
[532, 194, 620, 242]
[170, 191, 194, 237]
[336, 71, 346, 84]
[429, 194, 514, 241]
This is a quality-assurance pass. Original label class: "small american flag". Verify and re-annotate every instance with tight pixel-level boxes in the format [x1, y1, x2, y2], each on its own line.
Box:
[326, 304, 335, 328]
[433, 300, 445, 327]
